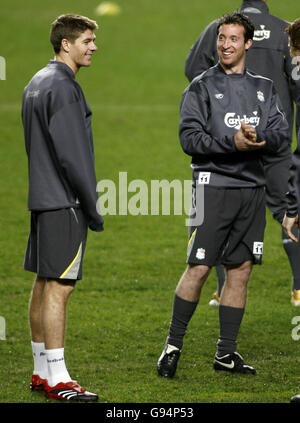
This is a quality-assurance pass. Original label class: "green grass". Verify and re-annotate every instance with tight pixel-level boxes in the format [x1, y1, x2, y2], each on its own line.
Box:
[1, 0, 300, 405]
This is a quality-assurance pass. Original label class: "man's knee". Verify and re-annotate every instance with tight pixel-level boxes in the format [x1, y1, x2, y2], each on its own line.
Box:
[44, 278, 76, 298]
[226, 260, 252, 284]
[186, 264, 211, 283]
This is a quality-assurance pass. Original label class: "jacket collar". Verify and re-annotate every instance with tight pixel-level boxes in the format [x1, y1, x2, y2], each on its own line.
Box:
[217, 62, 247, 76]
[48, 60, 75, 79]
[240, 0, 269, 14]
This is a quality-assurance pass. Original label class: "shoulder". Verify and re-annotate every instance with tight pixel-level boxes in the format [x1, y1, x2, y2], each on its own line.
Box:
[191, 65, 218, 85]
[51, 78, 81, 101]
[33, 67, 84, 115]
[245, 69, 273, 85]
[245, 69, 277, 96]
[247, 7, 290, 28]
[203, 19, 218, 33]
[268, 13, 290, 28]
[184, 66, 219, 99]
[26, 64, 80, 99]
[194, 19, 218, 42]
[46, 65, 83, 106]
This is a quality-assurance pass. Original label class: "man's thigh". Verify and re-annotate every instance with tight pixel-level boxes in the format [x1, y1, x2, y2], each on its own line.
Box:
[222, 187, 266, 266]
[24, 208, 88, 281]
[186, 186, 240, 266]
[186, 186, 266, 267]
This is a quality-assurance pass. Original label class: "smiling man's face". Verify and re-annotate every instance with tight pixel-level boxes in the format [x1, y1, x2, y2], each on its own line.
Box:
[67, 29, 98, 72]
[217, 24, 252, 73]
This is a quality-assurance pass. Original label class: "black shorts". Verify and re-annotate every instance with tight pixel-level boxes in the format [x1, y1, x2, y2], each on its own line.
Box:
[24, 208, 88, 280]
[186, 185, 266, 266]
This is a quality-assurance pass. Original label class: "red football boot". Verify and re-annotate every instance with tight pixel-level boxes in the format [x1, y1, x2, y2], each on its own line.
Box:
[30, 374, 48, 391]
[45, 380, 98, 402]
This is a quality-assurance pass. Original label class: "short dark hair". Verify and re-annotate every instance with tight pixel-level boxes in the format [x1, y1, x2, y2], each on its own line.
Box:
[50, 14, 98, 54]
[286, 18, 300, 51]
[217, 12, 255, 43]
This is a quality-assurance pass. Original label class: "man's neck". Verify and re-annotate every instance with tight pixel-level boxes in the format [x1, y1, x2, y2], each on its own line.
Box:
[220, 62, 245, 75]
[55, 55, 78, 75]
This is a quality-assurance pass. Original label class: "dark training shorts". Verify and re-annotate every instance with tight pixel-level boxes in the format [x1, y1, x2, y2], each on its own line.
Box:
[186, 185, 266, 267]
[24, 207, 88, 281]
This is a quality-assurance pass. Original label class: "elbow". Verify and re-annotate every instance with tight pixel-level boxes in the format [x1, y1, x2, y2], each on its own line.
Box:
[180, 140, 194, 157]
[179, 132, 192, 156]
[185, 67, 192, 83]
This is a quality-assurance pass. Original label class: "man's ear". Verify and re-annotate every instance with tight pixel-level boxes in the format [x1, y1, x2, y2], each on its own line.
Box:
[245, 38, 253, 52]
[61, 38, 71, 53]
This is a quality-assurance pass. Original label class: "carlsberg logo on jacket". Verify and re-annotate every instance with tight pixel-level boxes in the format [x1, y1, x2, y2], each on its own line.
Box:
[224, 112, 260, 130]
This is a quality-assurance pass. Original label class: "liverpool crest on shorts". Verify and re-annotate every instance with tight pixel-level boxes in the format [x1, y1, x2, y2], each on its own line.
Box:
[196, 248, 206, 260]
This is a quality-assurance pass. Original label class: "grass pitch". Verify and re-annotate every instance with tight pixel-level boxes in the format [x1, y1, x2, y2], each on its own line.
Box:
[1, 0, 300, 405]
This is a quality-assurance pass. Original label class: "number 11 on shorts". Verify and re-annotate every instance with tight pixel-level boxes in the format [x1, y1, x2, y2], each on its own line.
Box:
[253, 242, 264, 255]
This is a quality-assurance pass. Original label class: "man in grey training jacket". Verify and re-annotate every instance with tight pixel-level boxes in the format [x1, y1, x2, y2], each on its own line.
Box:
[185, 0, 300, 307]
[22, 14, 103, 402]
[157, 12, 289, 379]
[281, 16, 300, 403]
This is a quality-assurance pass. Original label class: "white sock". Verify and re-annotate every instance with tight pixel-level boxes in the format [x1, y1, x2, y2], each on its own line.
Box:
[31, 341, 48, 379]
[45, 348, 72, 387]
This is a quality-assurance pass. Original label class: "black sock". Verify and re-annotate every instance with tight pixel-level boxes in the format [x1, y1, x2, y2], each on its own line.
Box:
[217, 305, 244, 356]
[215, 265, 226, 297]
[167, 294, 198, 350]
[282, 228, 300, 290]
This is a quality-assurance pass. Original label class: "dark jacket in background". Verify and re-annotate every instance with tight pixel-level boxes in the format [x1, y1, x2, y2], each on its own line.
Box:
[185, 0, 300, 139]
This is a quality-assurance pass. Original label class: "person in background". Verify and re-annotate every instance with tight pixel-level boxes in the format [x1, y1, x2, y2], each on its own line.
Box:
[281, 16, 300, 404]
[185, 0, 300, 307]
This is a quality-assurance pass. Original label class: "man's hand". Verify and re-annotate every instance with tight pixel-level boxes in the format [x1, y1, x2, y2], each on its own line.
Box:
[282, 213, 299, 242]
[234, 122, 266, 151]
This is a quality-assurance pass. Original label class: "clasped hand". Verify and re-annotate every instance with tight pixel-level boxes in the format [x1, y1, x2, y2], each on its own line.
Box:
[234, 122, 266, 151]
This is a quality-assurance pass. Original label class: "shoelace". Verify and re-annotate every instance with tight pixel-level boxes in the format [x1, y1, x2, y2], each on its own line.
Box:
[166, 351, 179, 366]
[232, 354, 245, 369]
[64, 380, 85, 392]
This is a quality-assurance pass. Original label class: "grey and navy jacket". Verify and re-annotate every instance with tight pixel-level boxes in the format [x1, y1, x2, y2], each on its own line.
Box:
[180, 63, 289, 187]
[22, 60, 103, 231]
[185, 0, 300, 141]
[287, 127, 300, 217]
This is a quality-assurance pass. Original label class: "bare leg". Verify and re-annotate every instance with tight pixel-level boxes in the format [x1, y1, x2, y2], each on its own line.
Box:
[29, 276, 46, 342]
[41, 279, 75, 349]
[29, 276, 75, 348]
[221, 260, 252, 308]
[29, 276, 76, 387]
[175, 264, 211, 302]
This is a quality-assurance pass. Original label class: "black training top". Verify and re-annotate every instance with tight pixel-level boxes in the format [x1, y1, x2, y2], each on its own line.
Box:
[179, 63, 289, 188]
[22, 60, 103, 232]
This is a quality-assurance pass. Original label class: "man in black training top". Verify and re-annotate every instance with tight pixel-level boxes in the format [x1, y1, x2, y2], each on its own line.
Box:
[22, 14, 103, 401]
[157, 12, 289, 378]
[282, 17, 300, 403]
[185, 0, 300, 307]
